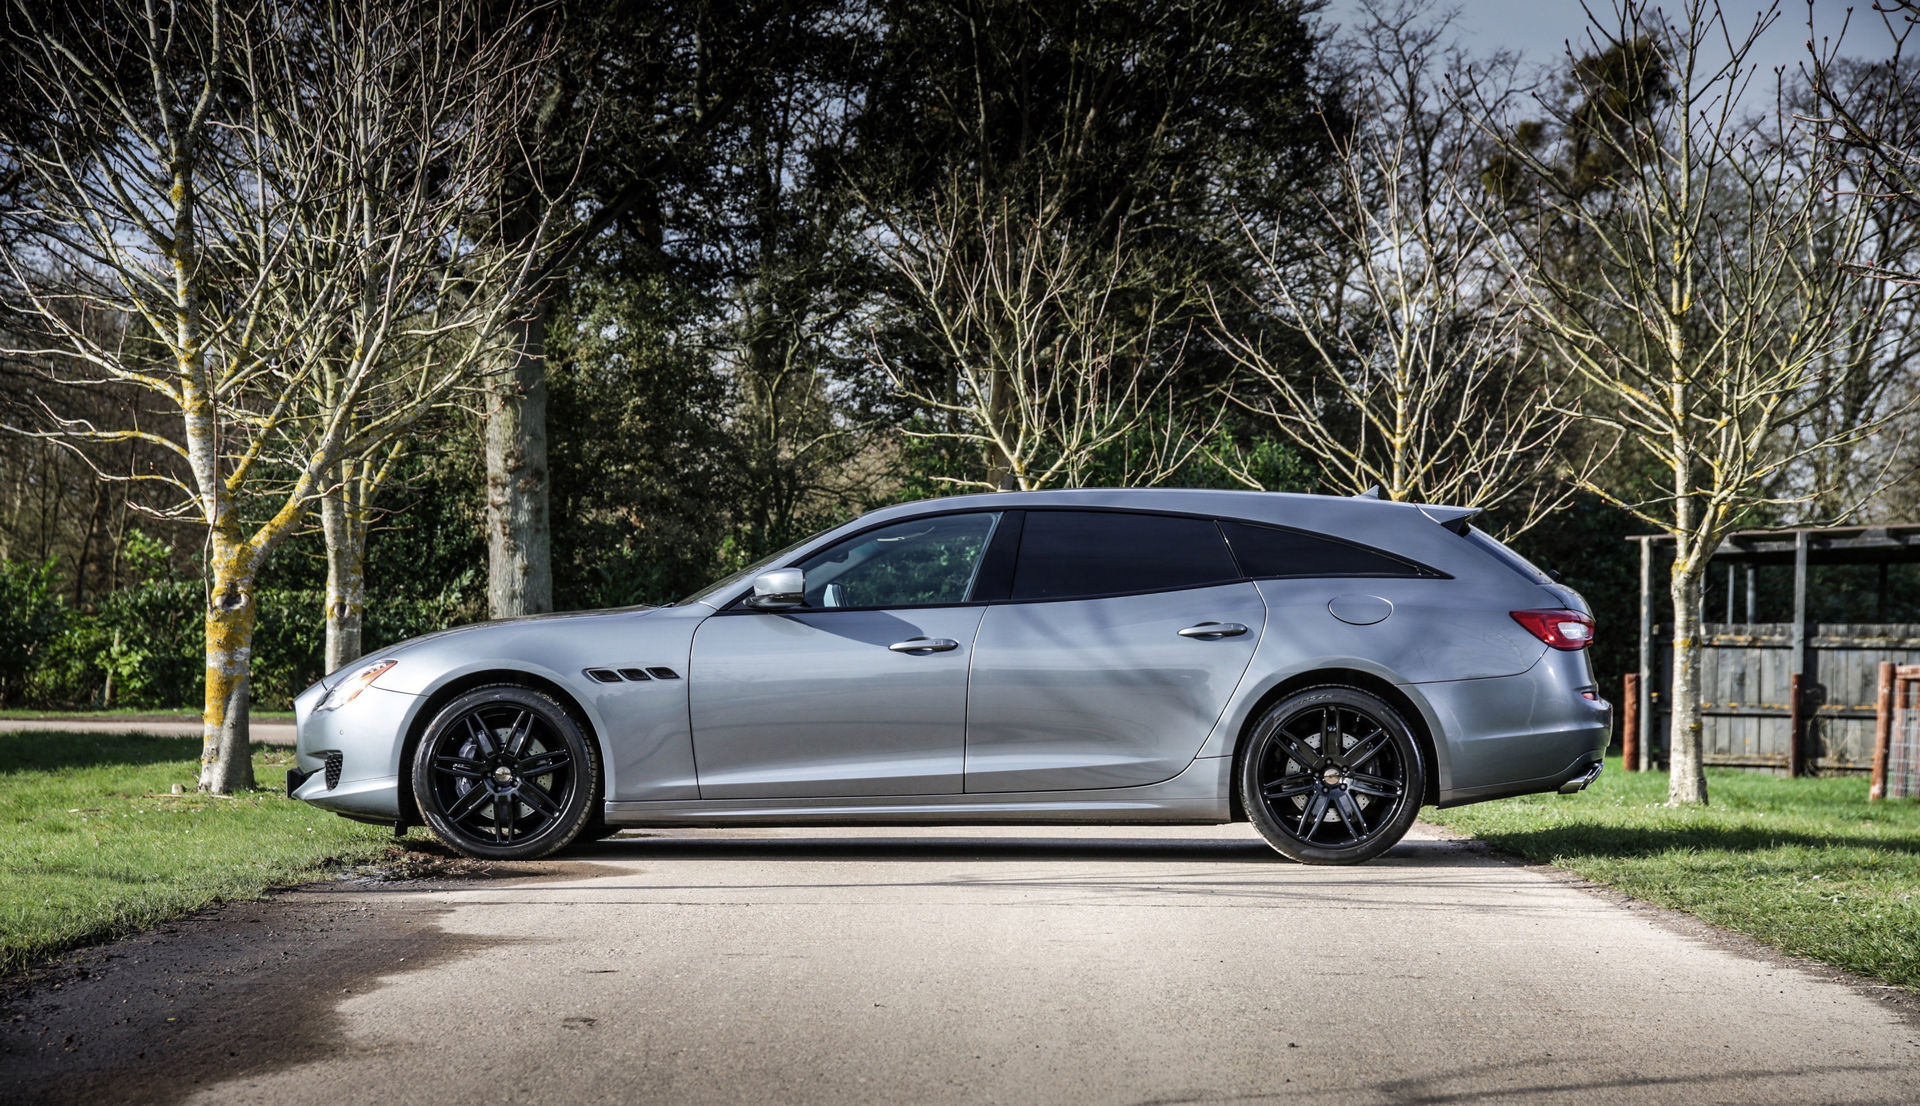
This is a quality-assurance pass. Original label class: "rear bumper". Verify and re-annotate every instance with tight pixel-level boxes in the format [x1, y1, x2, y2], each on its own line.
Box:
[1419, 654, 1612, 806]
[1438, 748, 1606, 807]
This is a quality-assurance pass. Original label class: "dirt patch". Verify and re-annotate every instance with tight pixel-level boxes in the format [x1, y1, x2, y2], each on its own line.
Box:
[0, 850, 621, 1106]
[334, 841, 624, 885]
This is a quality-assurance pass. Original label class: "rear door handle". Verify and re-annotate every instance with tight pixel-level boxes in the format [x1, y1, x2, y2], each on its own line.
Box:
[1178, 622, 1248, 639]
[889, 637, 959, 654]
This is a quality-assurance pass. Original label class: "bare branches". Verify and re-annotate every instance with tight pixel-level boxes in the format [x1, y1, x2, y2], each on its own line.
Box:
[1806, 2, 1920, 285]
[1214, 6, 1604, 538]
[877, 177, 1213, 492]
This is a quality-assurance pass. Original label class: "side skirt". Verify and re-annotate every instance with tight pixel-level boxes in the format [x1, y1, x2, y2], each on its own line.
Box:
[603, 755, 1234, 828]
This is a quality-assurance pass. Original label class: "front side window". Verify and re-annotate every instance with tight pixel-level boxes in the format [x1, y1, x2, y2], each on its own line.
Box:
[1010, 511, 1239, 600]
[795, 512, 999, 609]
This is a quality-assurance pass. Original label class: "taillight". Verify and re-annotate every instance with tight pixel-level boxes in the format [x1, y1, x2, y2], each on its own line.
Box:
[1511, 608, 1594, 650]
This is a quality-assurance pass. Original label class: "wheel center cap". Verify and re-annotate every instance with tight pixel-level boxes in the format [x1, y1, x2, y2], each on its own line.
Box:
[1322, 767, 1343, 785]
[493, 766, 515, 785]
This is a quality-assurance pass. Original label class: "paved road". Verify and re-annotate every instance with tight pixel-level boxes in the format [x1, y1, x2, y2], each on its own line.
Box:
[6, 824, 1918, 1105]
[0, 718, 296, 745]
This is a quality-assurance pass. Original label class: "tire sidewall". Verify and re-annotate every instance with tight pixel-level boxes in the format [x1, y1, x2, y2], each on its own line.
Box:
[1239, 686, 1425, 865]
[411, 685, 599, 861]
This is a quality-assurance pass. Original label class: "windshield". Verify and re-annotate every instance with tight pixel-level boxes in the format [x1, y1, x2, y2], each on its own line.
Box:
[676, 523, 839, 607]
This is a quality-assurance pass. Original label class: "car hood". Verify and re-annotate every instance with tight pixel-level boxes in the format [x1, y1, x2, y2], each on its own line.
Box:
[317, 604, 662, 688]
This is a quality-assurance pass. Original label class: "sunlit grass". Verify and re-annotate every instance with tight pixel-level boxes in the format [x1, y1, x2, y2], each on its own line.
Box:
[0, 708, 295, 721]
[0, 733, 387, 975]
[1425, 757, 1920, 989]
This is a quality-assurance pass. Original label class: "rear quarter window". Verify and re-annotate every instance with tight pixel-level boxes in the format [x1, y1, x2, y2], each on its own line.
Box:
[1220, 520, 1427, 578]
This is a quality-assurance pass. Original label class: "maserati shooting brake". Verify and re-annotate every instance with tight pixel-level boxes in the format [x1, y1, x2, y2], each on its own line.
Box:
[288, 488, 1610, 864]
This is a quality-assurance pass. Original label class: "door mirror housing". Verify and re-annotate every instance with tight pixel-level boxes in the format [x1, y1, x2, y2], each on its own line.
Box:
[746, 567, 806, 610]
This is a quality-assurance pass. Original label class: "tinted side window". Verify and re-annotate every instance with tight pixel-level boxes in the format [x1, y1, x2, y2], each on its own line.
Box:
[1011, 511, 1238, 600]
[797, 512, 998, 608]
[1221, 520, 1422, 578]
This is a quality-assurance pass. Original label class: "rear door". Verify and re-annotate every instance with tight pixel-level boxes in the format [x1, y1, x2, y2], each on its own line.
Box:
[963, 510, 1266, 793]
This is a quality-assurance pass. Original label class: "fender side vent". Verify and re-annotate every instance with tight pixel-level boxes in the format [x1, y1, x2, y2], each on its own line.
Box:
[646, 667, 681, 680]
[616, 668, 652, 681]
[583, 668, 623, 683]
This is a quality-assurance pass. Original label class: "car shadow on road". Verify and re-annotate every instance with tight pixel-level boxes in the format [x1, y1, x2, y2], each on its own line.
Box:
[558, 831, 1492, 867]
[1138, 1058, 1912, 1106]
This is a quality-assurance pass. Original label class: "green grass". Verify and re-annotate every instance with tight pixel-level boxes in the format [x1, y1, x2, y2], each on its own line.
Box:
[0, 708, 296, 722]
[0, 733, 389, 975]
[1425, 757, 1920, 989]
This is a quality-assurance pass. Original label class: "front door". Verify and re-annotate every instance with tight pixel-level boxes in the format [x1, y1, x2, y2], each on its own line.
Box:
[689, 511, 1000, 798]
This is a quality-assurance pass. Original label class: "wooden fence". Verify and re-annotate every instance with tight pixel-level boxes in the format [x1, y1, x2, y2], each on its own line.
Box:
[1645, 623, 1920, 775]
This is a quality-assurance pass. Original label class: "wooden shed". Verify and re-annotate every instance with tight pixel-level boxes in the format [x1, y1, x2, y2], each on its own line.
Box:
[1630, 526, 1920, 775]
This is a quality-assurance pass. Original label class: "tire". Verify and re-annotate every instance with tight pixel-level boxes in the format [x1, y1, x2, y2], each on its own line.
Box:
[411, 684, 599, 861]
[583, 817, 625, 841]
[1238, 686, 1425, 865]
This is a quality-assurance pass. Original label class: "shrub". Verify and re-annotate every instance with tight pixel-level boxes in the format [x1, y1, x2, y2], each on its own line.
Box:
[0, 560, 69, 705]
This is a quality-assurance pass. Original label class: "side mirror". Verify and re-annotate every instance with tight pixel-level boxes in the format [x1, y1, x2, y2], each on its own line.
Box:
[746, 567, 805, 610]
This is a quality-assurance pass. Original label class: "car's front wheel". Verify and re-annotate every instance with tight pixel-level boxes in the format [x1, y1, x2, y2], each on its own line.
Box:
[1239, 686, 1425, 864]
[411, 685, 598, 860]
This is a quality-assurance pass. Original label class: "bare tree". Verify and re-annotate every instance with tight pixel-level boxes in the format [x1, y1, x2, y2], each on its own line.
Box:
[1214, 2, 1603, 536]
[0, 0, 550, 789]
[1800, 24, 1920, 517]
[259, 1, 560, 670]
[1469, 0, 1898, 805]
[1808, 1, 1920, 286]
[877, 179, 1211, 492]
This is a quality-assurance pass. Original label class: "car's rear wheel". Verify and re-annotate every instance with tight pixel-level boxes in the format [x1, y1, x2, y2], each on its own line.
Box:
[1239, 686, 1425, 864]
[411, 685, 598, 860]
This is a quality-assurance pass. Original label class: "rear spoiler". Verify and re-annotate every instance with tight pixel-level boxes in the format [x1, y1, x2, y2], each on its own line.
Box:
[1419, 505, 1481, 534]
[1349, 488, 1482, 535]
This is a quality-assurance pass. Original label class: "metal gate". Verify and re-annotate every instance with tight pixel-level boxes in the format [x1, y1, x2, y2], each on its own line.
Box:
[1877, 664, 1920, 800]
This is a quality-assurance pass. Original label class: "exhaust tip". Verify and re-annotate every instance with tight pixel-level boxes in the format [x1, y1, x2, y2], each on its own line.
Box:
[1559, 760, 1604, 794]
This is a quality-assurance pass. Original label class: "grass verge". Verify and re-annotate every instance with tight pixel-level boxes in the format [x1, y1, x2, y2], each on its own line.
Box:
[0, 732, 390, 975]
[0, 709, 296, 722]
[1423, 756, 1920, 990]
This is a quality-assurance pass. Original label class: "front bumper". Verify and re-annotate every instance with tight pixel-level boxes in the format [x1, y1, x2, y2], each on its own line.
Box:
[289, 678, 419, 821]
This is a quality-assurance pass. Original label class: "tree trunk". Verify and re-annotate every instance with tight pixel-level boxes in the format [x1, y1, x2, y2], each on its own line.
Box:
[200, 535, 258, 793]
[1666, 557, 1709, 805]
[321, 474, 365, 672]
[484, 304, 553, 618]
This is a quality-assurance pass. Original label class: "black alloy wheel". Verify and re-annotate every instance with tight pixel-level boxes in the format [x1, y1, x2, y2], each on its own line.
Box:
[412, 685, 598, 860]
[1239, 686, 1425, 864]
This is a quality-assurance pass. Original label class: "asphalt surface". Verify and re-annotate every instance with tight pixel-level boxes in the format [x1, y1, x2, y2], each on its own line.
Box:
[5, 824, 1918, 1105]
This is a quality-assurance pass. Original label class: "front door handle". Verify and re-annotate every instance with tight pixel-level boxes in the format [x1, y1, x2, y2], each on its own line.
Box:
[1178, 622, 1249, 639]
[889, 637, 959, 654]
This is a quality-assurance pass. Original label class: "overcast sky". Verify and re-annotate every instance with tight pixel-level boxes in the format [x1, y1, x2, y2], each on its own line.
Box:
[1315, 0, 1900, 82]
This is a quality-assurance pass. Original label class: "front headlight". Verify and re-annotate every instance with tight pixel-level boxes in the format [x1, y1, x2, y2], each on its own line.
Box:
[316, 659, 397, 712]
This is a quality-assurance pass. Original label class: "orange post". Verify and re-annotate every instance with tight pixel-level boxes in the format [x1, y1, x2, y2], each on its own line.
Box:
[1621, 673, 1639, 771]
[1872, 661, 1894, 802]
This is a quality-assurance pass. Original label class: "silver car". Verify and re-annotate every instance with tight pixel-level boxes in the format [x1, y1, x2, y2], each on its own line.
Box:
[288, 489, 1609, 864]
